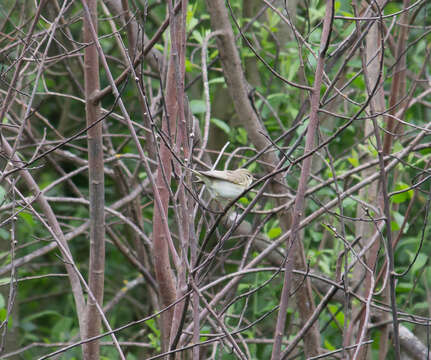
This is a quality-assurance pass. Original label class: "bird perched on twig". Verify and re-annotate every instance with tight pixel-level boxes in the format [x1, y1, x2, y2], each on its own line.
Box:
[190, 168, 254, 202]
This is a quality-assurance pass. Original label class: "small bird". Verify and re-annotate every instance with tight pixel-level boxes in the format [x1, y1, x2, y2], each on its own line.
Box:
[191, 168, 254, 201]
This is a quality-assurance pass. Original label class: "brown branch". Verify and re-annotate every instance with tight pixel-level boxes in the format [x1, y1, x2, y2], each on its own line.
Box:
[82, 1, 106, 358]
[382, 0, 410, 156]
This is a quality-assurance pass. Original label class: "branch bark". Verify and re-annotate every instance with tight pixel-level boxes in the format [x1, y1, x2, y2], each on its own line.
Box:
[82, 0, 105, 358]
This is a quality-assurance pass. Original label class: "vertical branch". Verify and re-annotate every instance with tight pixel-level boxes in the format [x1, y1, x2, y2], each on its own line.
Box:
[166, 0, 192, 353]
[271, 0, 334, 358]
[152, 0, 187, 351]
[353, 1, 386, 358]
[120, 0, 137, 60]
[382, 0, 410, 156]
[376, 4, 409, 357]
[367, 16, 401, 360]
[83, 0, 105, 358]
[79, 4, 181, 356]
[0, 177, 18, 354]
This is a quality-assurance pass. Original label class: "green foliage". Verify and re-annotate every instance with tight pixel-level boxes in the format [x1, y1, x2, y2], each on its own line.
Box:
[210, 118, 230, 134]
[145, 318, 161, 351]
[347, 149, 359, 168]
[190, 99, 207, 114]
[267, 227, 281, 239]
[391, 182, 414, 204]
[384, 2, 401, 15]
[232, 127, 248, 145]
[0, 185, 5, 204]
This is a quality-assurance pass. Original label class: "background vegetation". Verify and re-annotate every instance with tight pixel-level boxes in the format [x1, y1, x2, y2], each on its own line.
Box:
[0, 0, 430, 359]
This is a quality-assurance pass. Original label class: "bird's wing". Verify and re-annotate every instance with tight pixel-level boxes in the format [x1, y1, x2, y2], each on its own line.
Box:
[198, 170, 233, 182]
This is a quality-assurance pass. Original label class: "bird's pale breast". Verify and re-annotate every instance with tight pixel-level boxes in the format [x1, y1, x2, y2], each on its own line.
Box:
[209, 179, 245, 199]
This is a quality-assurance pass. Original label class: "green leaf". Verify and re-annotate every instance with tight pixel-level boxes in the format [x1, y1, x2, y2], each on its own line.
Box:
[191, 30, 203, 44]
[155, 44, 164, 52]
[209, 48, 219, 59]
[267, 93, 286, 108]
[236, 128, 248, 145]
[328, 304, 345, 327]
[22, 310, 62, 323]
[409, 252, 427, 275]
[347, 149, 359, 167]
[296, 119, 308, 137]
[287, 59, 300, 81]
[0, 228, 9, 240]
[392, 191, 407, 204]
[367, 140, 378, 157]
[340, 10, 354, 17]
[384, 2, 400, 15]
[208, 77, 226, 86]
[393, 141, 403, 153]
[413, 301, 430, 312]
[0, 278, 11, 286]
[319, 256, 331, 275]
[51, 316, 73, 341]
[19, 212, 35, 228]
[396, 282, 412, 293]
[268, 227, 281, 239]
[325, 168, 333, 179]
[347, 156, 359, 167]
[190, 100, 207, 114]
[392, 182, 413, 204]
[145, 318, 160, 337]
[391, 211, 405, 231]
[210, 118, 230, 134]
[0, 185, 6, 204]
[0, 308, 8, 323]
[186, 10, 198, 33]
[239, 197, 249, 205]
[185, 58, 193, 73]
[324, 339, 336, 351]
